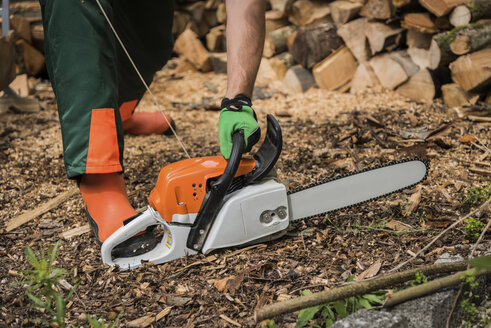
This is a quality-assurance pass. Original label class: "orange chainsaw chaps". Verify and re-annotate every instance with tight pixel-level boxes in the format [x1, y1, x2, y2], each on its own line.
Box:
[148, 156, 256, 222]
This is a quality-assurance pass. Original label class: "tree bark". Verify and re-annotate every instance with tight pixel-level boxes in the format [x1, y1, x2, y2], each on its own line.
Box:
[449, 23, 491, 55]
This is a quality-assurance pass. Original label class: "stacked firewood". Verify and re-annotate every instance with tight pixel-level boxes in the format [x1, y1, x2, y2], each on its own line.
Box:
[173, 0, 491, 105]
[0, 1, 45, 79]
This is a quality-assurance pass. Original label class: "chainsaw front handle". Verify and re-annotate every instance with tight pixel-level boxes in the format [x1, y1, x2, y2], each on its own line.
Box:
[186, 130, 245, 251]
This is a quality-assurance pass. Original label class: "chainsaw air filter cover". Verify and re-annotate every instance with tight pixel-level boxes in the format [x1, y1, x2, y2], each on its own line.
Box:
[148, 156, 255, 222]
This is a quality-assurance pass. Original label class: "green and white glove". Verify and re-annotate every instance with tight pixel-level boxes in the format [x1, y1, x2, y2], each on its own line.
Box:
[218, 94, 261, 159]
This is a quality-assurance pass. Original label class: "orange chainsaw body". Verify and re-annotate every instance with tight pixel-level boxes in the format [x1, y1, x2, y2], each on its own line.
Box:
[148, 156, 256, 222]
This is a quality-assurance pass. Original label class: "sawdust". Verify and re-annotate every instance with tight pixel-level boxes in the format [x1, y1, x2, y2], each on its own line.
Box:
[1, 57, 490, 327]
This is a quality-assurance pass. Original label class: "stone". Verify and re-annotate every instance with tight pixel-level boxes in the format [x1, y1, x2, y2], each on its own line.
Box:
[435, 252, 464, 264]
[387, 289, 458, 328]
[330, 309, 410, 328]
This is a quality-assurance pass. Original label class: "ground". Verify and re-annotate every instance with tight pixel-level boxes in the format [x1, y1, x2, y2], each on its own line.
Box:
[0, 57, 490, 327]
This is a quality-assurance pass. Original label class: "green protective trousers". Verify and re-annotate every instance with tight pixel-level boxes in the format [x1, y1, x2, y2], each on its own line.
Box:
[40, 0, 174, 178]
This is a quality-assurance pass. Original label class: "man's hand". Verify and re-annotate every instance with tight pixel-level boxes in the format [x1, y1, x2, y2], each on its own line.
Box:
[218, 94, 260, 159]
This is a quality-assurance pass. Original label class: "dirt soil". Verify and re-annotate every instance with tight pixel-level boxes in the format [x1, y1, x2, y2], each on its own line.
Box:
[1, 57, 490, 327]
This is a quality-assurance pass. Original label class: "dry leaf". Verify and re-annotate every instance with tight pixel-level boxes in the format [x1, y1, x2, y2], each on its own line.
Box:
[385, 219, 413, 231]
[403, 186, 422, 216]
[213, 276, 236, 292]
[355, 260, 382, 281]
[458, 134, 478, 143]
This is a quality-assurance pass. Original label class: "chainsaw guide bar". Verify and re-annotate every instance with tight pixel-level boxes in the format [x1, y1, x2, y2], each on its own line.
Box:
[287, 157, 429, 222]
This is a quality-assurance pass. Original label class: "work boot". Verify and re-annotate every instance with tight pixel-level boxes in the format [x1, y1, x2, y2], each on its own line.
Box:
[79, 173, 156, 257]
[122, 112, 176, 136]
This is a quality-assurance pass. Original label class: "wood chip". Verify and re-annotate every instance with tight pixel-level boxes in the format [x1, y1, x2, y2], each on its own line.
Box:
[459, 134, 478, 143]
[219, 314, 242, 327]
[127, 315, 154, 328]
[61, 224, 91, 239]
[155, 307, 172, 321]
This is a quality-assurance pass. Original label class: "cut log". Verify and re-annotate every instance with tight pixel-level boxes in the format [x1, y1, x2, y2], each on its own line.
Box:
[216, 3, 227, 24]
[449, 5, 471, 26]
[257, 58, 280, 84]
[290, 24, 344, 69]
[486, 92, 491, 104]
[350, 62, 381, 93]
[360, 0, 393, 19]
[288, 0, 332, 27]
[9, 74, 30, 97]
[204, 9, 218, 27]
[31, 23, 44, 53]
[408, 39, 441, 69]
[16, 39, 45, 76]
[449, 48, 491, 92]
[365, 22, 404, 55]
[396, 69, 435, 101]
[185, 1, 206, 23]
[390, 50, 420, 77]
[285, 30, 298, 51]
[337, 18, 370, 63]
[402, 13, 438, 34]
[269, 52, 296, 79]
[270, 0, 296, 14]
[263, 25, 297, 58]
[283, 65, 315, 92]
[206, 25, 226, 52]
[174, 29, 212, 72]
[173, 11, 192, 37]
[370, 53, 409, 89]
[330, 1, 363, 26]
[463, 0, 491, 22]
[441, 83, 479, 106]
[266, 10, 289, 33]
[392, 0, 412, 8]
[10, 15, 32, 44]
[407, 29, 433, 49]
[434, 24, 490, 64]
[0, 37, 17, 90]
[205, 0, 221, 10]
[449, 23, 491, 55]
[210, 52, 227, 74]
[418, 0, 472, 17]
[313, 46, 357, 92]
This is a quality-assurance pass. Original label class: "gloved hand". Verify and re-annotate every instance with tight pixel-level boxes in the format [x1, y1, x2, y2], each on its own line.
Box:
[218, 94, 261, 159]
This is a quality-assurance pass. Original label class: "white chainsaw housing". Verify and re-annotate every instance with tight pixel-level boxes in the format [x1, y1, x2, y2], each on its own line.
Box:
[101, 179, 289, 269]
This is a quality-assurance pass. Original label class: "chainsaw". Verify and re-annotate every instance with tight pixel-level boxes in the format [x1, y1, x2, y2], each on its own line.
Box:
[101, 115, 429, 269]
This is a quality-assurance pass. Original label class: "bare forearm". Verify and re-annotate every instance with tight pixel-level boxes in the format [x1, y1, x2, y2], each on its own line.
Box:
[225, 0, 266, 99]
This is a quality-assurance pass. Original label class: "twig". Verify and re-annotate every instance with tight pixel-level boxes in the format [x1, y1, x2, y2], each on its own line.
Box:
[383, 268, 491, 308]
[254, 260, 469, 322]
[6, 187, 79, 232]
[445, 218, 491, 328]
[389, 198, 491, 272]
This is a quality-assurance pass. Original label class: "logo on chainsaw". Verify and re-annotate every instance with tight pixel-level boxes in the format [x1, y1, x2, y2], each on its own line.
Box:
[165, 227, 173, 248]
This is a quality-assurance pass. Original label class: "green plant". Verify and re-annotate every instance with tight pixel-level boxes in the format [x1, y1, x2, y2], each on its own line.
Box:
[15, 241, 75, 327]
[463, 182, 491, 205]
[462, 217, 485, 242]
[16, 240, 121, 328]
[264, 320, 279, 328]
[409, 271, 428, 287]
[295, 288, 386, 328]
[460, 271, 479, 318]
[86, 312, 122, 328]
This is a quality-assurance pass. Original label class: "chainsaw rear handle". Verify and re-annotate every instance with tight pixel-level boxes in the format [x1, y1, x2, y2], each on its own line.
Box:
[186, 130, 245, 251]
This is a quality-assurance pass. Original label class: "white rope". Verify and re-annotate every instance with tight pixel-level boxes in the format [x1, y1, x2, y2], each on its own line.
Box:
[95, 0, 191, 159]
